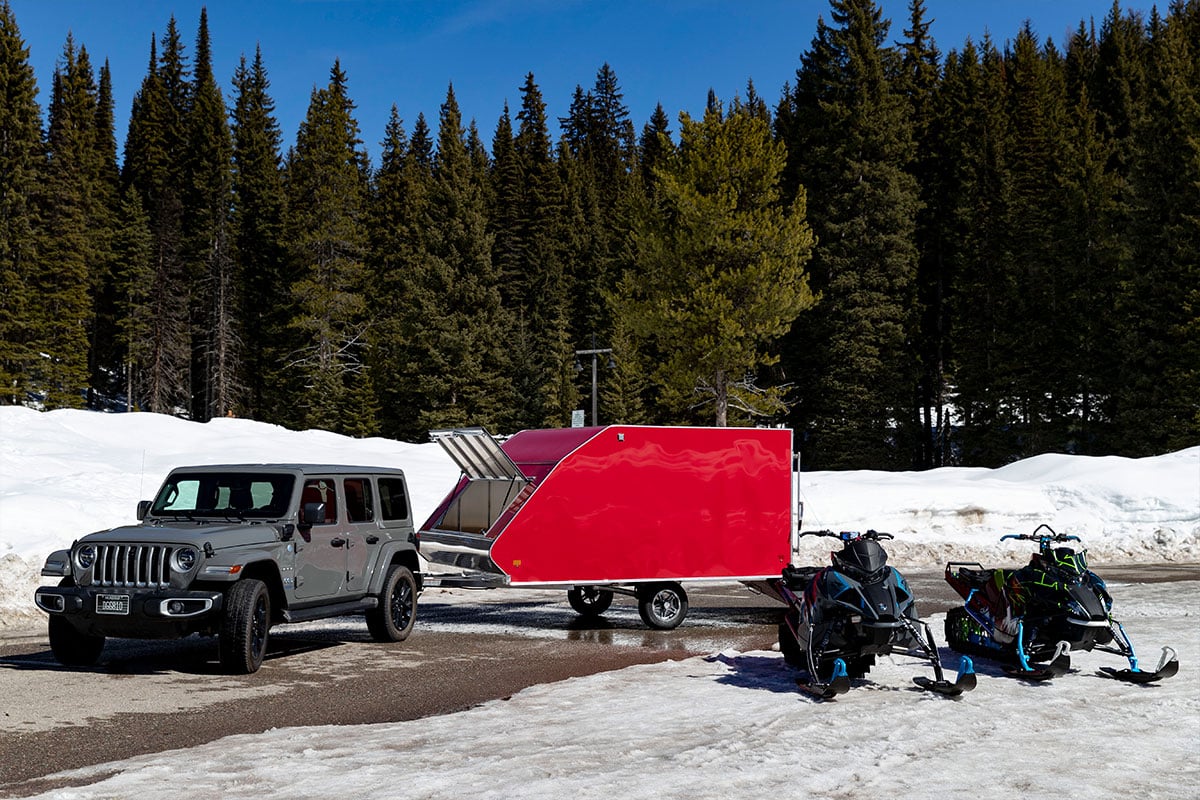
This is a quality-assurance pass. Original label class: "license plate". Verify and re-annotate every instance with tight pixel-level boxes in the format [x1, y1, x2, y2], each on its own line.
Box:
[96, 594, 130, 615]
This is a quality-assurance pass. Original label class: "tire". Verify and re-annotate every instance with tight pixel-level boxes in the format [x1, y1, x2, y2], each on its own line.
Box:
[566, 586, 614, 617]
[219, 578, 271, 674]
[48, 614, 105, 667]
[366, 565, 417, 642]
[637, 582, 688, 630]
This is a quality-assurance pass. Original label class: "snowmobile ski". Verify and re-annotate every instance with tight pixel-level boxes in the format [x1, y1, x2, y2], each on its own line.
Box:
[913, 656, 977, 696]
[1003, 641, 1071, 681]
[796, 658, 852, 700]
[1099, 647, 1179, 684]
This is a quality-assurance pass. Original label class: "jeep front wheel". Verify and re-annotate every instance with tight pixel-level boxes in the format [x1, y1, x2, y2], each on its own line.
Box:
[219, 578, 270, 674]
[48, 615, 105, 667]
[366, 564, 417, 642]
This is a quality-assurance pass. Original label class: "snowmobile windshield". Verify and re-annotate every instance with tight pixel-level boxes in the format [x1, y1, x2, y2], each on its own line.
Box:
[1051, 547, 1087, 576]
[833, 539, 888, 582]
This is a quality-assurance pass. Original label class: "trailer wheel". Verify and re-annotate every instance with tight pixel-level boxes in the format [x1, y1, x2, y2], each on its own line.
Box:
[637, 583, 688, 630]
[567, 586, 614, 616]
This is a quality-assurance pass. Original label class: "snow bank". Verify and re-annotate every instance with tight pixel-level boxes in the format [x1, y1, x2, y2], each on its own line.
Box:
[1, 407, 1197, 631]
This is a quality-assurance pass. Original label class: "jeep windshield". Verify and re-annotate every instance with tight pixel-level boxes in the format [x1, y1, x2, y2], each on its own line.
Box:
[151, 472, 296, 520]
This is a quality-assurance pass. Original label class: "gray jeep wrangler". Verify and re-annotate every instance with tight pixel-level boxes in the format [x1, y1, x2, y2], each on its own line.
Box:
[35, 464, 421, 673]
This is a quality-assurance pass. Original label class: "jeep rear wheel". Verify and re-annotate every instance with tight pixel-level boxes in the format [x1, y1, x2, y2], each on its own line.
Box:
[219, 578, 270, 674]
[366, 565, 417, 642]
[48, 615, 105, 667]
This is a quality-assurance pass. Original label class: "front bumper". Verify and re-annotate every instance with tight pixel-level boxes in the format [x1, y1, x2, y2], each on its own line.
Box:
[34, 585, 225, 639]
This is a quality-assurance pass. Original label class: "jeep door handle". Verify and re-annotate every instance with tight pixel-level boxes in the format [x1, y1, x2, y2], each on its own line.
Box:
[365, 535, 379, 545]
[330, 538, 346, 548]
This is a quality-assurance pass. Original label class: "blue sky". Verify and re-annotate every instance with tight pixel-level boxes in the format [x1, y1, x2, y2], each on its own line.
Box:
[10, 1, 1144, 163]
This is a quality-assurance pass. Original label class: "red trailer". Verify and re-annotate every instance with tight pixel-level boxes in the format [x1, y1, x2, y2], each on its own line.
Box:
[419, 425, 798, 629]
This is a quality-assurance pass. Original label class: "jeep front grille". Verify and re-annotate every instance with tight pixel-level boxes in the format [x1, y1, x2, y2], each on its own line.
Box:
[91, 544, 173, 589]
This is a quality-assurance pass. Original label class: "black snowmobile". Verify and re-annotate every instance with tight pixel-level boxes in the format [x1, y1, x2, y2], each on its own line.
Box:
[944, 524, 1179, 682]
[776, 529, 976, 699]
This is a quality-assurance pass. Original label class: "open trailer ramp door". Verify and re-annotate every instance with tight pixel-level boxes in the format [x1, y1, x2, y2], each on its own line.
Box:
[422, 427, 531, 578]
[429, 427, 527, 481]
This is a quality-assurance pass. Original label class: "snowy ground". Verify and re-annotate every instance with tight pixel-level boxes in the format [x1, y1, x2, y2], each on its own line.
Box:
[1, 408, 1198, 798]
[10, 581, 1200, 800]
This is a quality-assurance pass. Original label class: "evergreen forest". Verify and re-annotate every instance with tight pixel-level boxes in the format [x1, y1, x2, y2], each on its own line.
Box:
[1, 0, 1196, 469]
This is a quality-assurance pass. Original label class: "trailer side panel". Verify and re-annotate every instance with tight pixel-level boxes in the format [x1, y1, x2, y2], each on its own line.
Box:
[489, 426, 791, 584]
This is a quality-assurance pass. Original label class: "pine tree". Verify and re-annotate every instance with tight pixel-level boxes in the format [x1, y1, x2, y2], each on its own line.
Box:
[489, 103, 521, 296]
[1060, 23, 1124, 453]
[559, 65, 638, 367]
[0, 0, 42, 404]
[1112, 4, 1200, 452]
[284, 60, 376, 434]
[111, 188, 154, 410]
[35, 36, 100, 408]
[511, 73, 574, 427]
[87, 59, 123, 406]
[900, 0, 948, 466]
[368, 105, 423, 440]
[1001, 27, 1077, 457]
[231, 46, 287, 422]
[367, 109, 434, 441]
[184, 9, 238, 419]
[637, 103, 674, 192]
[943, 37, 1017, 465]
[398, 85, 513, 432]
[122, 23, 191, 414]
[778, 0, 921, 467]
[624, 100, 816, 426]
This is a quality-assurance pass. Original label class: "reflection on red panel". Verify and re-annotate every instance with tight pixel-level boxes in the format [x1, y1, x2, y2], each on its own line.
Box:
[490, 426, 792, 584]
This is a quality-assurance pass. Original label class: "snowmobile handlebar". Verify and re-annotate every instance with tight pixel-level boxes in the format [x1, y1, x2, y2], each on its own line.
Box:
[1000, 533, 1082, 544]
[800, 529, 894, 542]
[1000, 522, 1081, 546]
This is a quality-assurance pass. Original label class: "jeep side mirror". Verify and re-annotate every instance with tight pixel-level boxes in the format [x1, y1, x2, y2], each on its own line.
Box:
[301, 502, 325, 527]
[137, 500, 152, 521]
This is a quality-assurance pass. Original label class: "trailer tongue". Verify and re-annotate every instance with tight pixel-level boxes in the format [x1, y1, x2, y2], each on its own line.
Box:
[419, 425, 797, 629]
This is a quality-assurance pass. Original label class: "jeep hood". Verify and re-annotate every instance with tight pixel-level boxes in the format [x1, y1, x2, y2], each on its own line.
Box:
[78, 521, 281, 550]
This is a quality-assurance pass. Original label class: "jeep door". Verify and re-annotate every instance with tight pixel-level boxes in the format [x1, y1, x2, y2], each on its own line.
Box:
[294, 477, 348, 599]
[342, 476, 381, 594]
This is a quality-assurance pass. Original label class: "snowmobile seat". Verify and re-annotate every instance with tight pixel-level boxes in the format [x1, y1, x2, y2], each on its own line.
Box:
[955, 566, 994, 588]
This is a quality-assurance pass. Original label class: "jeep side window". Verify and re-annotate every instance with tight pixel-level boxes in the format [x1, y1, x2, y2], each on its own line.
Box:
[378, 478, 409, 521]
[301, 479, 338, 524]
[344, 478, 374, 523]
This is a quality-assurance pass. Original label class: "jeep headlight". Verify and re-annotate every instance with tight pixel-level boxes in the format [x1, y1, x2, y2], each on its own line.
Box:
[173, 547, 199, 572]
[76, 544, 96, 570]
